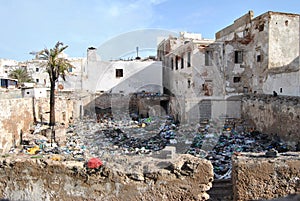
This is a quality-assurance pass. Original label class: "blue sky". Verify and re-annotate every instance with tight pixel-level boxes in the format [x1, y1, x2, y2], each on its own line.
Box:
[1, 0, 300, 61]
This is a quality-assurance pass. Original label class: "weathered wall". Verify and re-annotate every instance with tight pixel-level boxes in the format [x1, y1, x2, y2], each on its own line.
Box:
[0, 98, 34, 153]
[0, 154, 214, 201]
[232, 152, 300, 201]
[242, 94, 300, 147]
[0, 97, 74, 154]
[268, 13, 300, 69]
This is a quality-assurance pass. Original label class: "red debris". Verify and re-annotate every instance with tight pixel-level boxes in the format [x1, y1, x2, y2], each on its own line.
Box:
[87, 157, 103, 169]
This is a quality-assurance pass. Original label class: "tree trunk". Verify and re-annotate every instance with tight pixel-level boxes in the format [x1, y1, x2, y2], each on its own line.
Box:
[49, 80, 56, 126]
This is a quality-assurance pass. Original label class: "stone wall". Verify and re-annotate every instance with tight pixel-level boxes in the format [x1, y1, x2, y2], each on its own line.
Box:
[232, 152, 300, 201]
[0, 154, 214, 201]
[0, 98, 34, 153]
[242, 94, 300, 147]
[0, 97, 74, 154]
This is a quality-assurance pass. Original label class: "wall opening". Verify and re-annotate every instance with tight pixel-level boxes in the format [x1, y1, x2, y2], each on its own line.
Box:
[233, 77, 241, 83]
[205, 51, 212, 66]
[116, 69, 123, 78]
[234, 51, 243, 64]
[187, 79, 191, 88]
[259, 24, 264, 32]
[187, 52, 191, 67]
[175, 56, 179, 70]
[256, 54, 261, 62]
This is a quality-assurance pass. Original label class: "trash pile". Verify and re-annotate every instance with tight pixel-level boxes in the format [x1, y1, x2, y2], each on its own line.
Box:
[9, 124, 88, 161]
[75, 116, 178, 156]
[11, 114, 295, 181]
[186, 118, 295, 179]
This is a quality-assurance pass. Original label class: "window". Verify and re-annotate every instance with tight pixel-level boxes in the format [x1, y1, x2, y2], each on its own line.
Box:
[233, 77, 241, 83]
[36, 68, 39, 72]
[243, 28, 249, 37]
[175, 56, 179, 70]
[181, 56, 184, 69]
[259, 24, 264, 32]
[187, 79, 191, 88]
[257, 54, 261, 62]
[205, 51, 212, 66]
[116, 69, 123, 78]
[68, 67, 73, 72]
[234, 51, 243, 64]
[187, 52, 191, 67]
[171, 57, 174, 70]
[36, 79, 39, 83]
[285, 20, 289, 26]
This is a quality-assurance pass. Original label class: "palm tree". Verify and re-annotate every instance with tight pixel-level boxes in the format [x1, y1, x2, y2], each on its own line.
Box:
[37, 41, 73, 127]
[9, 68, 32, 83]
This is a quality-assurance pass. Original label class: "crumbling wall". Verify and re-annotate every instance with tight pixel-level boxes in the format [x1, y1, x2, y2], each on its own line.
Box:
[0, 97, 74, 154]
[0, 98, 33, 153]
[232, 152, 300, 201]
[242, 94, 300, 147]
[0, 154, 214, 201]
[35, 97, 74, 126]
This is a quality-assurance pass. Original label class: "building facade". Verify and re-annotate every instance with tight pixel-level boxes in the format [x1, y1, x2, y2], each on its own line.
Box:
[158, 11, 300, 122]
[82, 47, 163, 95]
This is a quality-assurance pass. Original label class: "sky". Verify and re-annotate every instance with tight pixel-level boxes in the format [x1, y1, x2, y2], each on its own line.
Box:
[1, 0, 300, 61]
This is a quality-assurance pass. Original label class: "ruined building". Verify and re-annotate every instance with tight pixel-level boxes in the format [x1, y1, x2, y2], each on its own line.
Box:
[158, 11, 300, 122]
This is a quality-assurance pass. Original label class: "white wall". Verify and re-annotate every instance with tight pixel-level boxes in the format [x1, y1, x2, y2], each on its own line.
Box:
[83, 58, 163, 94]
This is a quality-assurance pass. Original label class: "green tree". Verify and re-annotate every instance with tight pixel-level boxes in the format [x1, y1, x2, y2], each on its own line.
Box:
[38, 41, 73, 127]
[8, 68, 32, 83]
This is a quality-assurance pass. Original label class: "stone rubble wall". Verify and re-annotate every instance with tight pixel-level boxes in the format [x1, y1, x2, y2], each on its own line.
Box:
[0, 97, 74, 154]
[0, 98, 34, 154]
[242, 94, 300, 147]
[232, 152, 300, 201]
[0, 154, 214, 201]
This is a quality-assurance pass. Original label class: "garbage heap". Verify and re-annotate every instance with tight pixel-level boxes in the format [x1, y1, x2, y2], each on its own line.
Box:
[73, 115, 296, 180]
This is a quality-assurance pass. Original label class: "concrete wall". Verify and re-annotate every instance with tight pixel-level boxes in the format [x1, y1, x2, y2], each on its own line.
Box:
[242, 94, 300, 147]
[0, 154, 214, 201]
[232, 152, 300, 201]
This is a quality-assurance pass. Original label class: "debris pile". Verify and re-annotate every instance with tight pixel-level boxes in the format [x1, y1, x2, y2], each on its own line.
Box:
[9, 114, 295, 181]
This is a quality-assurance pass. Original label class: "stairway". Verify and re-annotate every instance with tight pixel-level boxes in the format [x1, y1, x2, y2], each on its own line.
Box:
[208, 179, 233, 201]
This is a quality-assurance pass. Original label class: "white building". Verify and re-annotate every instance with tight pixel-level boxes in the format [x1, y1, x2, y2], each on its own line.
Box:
[82, 47, 163, 94]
